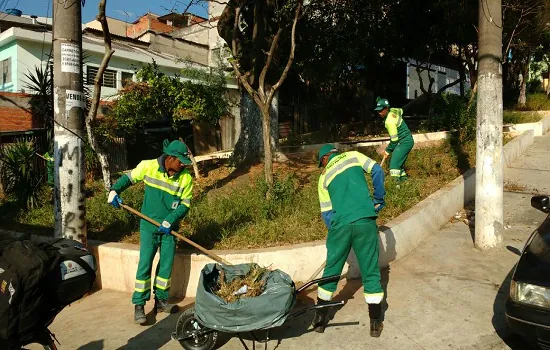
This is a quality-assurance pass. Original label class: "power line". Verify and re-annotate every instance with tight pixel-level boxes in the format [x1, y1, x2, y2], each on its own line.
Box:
[481, 0, 503, 29]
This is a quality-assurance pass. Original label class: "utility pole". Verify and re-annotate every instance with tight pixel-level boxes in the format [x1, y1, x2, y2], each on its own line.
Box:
[475, 0, 503, 250]
[53, 0, 87, 245]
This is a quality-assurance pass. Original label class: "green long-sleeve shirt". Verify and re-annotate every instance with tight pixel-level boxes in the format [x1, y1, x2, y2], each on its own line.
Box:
[111, 156, 193, 229]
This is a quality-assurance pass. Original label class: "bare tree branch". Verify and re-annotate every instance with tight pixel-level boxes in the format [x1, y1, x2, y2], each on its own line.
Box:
[85, 0, 116, 190]
[259, 28, 282, 101]
[268, 0, 303, 106]
[437, 78, 463, 94]
[503, 10, 524, 62]
[229, 4, 261, 105]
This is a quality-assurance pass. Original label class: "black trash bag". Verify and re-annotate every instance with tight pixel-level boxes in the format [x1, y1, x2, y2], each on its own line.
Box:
[195, 263, 295, 332]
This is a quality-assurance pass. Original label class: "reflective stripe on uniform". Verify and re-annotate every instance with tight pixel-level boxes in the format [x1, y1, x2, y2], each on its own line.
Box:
[155, 276, 171, 290]
[144, 175, 185, 196]
[364, 292, 384, 304]
[363, 158, 375, 173]
[323, 157, 360, 189]
[125, 170, 135, 184]
[389, 133, 399, 142]
[318, 286, 333, 301]
[390, 169, 401, 177]
[320, 200, 333, 211]
[128, 159, 193, 203]
[134, 279, 151, 293]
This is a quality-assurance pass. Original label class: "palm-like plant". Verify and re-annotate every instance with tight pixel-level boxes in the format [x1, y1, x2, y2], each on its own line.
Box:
[0, 140, 41, 209]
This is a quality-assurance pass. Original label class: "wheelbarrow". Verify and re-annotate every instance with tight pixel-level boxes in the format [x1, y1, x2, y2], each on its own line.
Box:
[171, 266, 344, 350]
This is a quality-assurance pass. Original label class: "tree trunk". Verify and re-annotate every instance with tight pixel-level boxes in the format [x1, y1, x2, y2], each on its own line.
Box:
[188, 150, 201, 179]
[517, 58, 529, 107]
[459, 62, 466, 97]
[475, 0, 504, 250]
[85, 124, 112, 190]
[178, 137, 200, 179]
[232, 91, 278, 164]
[261, 106, 274, 187]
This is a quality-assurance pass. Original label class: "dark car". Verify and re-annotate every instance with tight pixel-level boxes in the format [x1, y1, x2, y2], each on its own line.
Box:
[506, 195, 550, 350]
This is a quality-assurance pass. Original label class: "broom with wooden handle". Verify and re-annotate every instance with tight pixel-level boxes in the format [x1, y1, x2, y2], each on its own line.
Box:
[121, 204, 231, 265]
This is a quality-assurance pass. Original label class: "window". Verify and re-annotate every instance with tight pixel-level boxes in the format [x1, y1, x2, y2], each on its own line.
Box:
[86, 66, 117, 88]
[121, 72, 134, 87]
[1, 58, 11, 85]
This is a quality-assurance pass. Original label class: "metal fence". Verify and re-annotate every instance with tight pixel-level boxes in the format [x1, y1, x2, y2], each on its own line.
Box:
[105, 137, 128, 173]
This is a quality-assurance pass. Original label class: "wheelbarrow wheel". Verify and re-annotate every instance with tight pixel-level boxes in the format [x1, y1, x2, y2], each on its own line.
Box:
[173, 307, 218, 350]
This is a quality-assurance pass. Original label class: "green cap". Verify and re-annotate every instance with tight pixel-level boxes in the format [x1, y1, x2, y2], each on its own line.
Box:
[374, 97, 390, 111]
[163, 139, 192, 165]
[318, 144, 337, 167]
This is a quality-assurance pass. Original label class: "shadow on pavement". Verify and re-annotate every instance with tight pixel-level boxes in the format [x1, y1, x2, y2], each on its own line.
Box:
[78, 339, 105, 350]
[116, 305, 193, 350]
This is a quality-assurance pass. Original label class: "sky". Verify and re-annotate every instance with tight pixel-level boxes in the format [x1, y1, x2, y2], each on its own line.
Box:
[2, 0, 209, 23]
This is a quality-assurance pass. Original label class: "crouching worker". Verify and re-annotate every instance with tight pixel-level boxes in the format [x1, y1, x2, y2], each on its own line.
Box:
[375, 97, 414, 182]
[314, 144, 386, 337]
[107, 139, 193, 324]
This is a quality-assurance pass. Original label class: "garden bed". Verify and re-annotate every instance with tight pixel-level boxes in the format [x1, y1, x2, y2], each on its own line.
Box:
[0, 139, 478, 250]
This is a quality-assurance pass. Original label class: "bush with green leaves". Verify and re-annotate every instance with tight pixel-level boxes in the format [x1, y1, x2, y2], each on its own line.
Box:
[100, 61, 230, 141]
[426, 93, 477, 142]
[0, 141, 42, 209]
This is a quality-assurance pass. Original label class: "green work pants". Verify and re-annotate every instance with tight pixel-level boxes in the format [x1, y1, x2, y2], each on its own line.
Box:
[318, 218, 384, 304]
[389, 136, 414, 179]
[132, 220, 176, 305]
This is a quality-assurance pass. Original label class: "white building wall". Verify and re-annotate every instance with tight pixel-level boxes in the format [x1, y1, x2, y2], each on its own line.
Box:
[406, 60, 469, 99]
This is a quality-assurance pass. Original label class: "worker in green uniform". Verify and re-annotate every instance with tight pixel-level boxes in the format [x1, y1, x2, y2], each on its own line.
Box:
[375, 97, 414, 181]
[313, 144, 386, 337]
[108, 139, 193, 324]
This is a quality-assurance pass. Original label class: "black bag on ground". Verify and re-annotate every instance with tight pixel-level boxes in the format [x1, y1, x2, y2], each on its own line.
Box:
[0, 238, 96, 344]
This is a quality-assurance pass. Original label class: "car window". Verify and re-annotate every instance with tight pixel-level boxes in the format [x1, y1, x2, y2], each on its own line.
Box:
[528, 215, 550, 263]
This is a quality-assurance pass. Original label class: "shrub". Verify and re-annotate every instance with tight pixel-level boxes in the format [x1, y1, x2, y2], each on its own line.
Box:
[426, 93, 476, 142]
[516, 93, 550, 111]
[0, 141, 42, 209]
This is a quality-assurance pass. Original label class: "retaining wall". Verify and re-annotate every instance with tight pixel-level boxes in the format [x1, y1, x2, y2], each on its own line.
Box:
[0, 129, 538, 298]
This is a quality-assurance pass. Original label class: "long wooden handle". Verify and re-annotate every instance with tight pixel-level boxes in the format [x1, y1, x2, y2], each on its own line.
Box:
[380, 155, 388, 167]
[121, 204, 231, 265]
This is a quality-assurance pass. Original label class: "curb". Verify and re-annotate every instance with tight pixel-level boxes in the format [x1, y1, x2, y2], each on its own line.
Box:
[506, 115, 550, 137]
[1, 130, 537, 298]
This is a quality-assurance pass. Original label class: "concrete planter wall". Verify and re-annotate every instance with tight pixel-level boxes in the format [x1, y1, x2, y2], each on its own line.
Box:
[0, 127, 539, 298]
[80, 129, 537, 298]
[506, 114, 550, 137]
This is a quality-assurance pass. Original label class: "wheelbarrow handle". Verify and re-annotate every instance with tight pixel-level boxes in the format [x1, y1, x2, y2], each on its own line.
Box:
[285, 300, 345, 322]
[296, 275, 340, 293]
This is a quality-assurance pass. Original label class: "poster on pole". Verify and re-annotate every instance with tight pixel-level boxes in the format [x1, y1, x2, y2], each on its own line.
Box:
[65, 90, 86, 112]
[61, 43, 80, 73]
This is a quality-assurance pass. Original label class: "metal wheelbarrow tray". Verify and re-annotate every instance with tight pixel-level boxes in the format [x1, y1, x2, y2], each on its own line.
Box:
[171, 263, 344, 350]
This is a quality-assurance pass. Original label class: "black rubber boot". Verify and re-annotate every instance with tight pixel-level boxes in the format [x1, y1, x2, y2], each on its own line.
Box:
[370, 318, 384, 337]
[134, 305, 147, 325]
[311, 298, 331, 333]
[368, 303, 383, 337]
[155, 298, 178, 314]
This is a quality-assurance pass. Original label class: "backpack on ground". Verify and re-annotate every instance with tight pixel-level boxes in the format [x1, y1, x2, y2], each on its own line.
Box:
[0, 238, 96, 345]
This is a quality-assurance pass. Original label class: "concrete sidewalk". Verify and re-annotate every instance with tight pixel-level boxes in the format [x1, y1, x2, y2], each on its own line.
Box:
[29, 133, 550, 350]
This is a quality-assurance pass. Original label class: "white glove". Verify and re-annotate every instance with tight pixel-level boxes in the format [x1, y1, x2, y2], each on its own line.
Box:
[107, 190, 122, 208]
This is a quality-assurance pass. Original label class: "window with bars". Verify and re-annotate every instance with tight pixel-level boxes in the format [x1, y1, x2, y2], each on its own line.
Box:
[121, 71, 134, 87]
[1, 57, 11, 85]
[86, 66, 117, 88]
